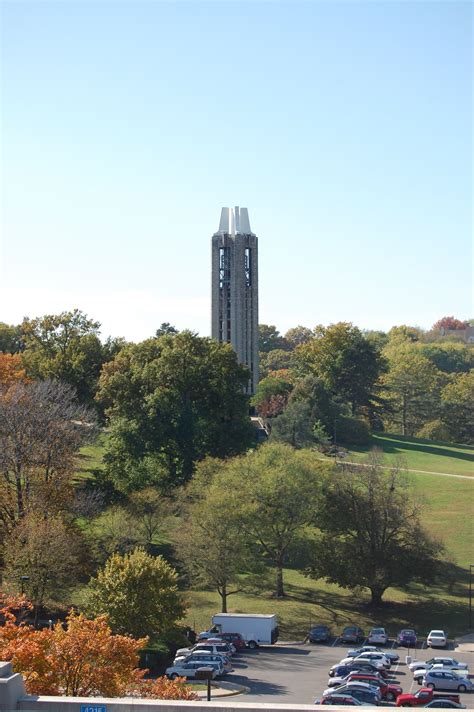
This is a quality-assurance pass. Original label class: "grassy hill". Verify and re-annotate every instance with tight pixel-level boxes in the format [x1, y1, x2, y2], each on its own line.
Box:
[329, 433, 474, 477]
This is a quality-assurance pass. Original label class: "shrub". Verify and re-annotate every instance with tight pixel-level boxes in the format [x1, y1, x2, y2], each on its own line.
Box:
[336, 416, 371, 445]
[416, 420, 451, 442]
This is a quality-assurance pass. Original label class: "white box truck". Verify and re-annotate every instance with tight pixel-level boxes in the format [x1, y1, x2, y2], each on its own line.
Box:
[206, 613, 279, 649]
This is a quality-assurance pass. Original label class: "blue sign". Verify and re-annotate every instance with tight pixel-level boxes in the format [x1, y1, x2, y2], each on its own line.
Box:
[81, 706, 107, 712]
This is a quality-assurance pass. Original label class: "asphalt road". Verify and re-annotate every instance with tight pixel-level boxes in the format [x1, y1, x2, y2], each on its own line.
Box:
[225, 642, 474, 706]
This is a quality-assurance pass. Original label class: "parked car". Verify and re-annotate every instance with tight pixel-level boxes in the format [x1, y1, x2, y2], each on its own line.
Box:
[324, 682, 381, 705]
[427, 631, 448, 649]
[175, 641, 233, 658]
[165, 660, 219, 680]
[352, 652, 391, 669]
[330, 661, 390, 679]
[174, 650, 232, 672]
[398, 629, 418, 647]
[316, 693, 374, 705]
[396, 688, 462, 707]
[348, 645, 399, 663]
[212, 632, 246, 650]
[409, 658, 468, 674]
[339, 673, 402, 701]
[368, 627, 388, 645]
[308, 625, 331, 643]
[423, 702, 466, 709]
[413, 667, 469, 686]
[340, 626, 365, 643]
[423, 670, 472, 693]
[202, 637, 236, 653]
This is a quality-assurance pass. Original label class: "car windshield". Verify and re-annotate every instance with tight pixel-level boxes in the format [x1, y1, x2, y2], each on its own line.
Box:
[430, 631, 445, 635]
[371, 628, 384, 633]
[313, 626, 327, 632]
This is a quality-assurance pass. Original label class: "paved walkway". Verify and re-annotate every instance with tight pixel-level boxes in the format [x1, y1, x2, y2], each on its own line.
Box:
[322, 458, 474, 480]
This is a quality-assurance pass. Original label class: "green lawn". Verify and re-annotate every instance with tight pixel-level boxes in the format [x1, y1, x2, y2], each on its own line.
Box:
[332, 433, 474, 477]
[74, 432, 108, 481]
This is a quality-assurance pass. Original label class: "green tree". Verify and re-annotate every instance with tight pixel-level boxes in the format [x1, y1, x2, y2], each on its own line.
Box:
[417, 343, 474, 374]
[258, 324, 290, 353]
[224, 444, 325, 597]
[270, 401, 316, 449]
[251, 375, 293, 418]
[0, 323, 22, 353]
[284, 326, 313, 348]
[155, 323, 178, 337]
[87, 548, 185, 638]
[289, 375, 345, 436]
[296, 323, 386, 415]
[381, 346, 443, 435]
[176, 469, 261, 612]
[97, 331, 253, 489]
[440, 370, 474, 444]
[387, 325, 424, 343]
[21, 310, 119, 408]
[259, 349, 294, 376]
[306, 454, 443, 606]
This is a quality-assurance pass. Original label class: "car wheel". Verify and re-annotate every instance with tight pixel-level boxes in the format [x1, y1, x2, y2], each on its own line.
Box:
[457, 685, 467, 693]
[385, 692, 395, 701]
[170, 673, 179, 680]
[427, 683, 435, 690]
[248, 640, 258, 649]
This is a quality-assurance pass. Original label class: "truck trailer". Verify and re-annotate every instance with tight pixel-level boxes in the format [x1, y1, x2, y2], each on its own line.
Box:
[204, 613, 279, 649]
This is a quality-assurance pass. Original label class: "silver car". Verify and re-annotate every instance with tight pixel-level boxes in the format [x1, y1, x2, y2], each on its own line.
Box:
[174, 650, 232, 672]
[165, 660, 219, 680]
[423, 670, 473, 693]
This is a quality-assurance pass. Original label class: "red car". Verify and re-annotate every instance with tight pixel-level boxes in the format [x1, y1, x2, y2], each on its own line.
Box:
[345, 672, 402, 702]
[212, 632, 246, 651]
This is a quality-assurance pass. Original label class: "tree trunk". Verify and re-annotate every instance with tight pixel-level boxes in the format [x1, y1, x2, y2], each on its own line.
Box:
[275, 563, 285, 598]
[370, 587, 385, 606]
[220, 584, 228, 613]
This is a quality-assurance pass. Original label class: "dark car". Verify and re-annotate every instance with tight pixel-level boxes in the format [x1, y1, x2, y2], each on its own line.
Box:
[397, 628, 418, 647]
[308, 625, 331, 643]
[330, 662, 390, 679]
[341, 626, 365, 643]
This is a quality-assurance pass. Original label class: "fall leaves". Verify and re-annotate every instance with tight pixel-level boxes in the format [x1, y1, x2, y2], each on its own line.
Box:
[0, 594, 197, 700]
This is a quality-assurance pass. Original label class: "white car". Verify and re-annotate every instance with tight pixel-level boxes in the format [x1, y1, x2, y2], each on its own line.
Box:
[353, 653, 391, 669]
[409, 657, 468, 674]
[174, 650, 232, 672]
[367, 627, 388, 645]
[165, 660, 219, 680]
[427, 630, 448, 648]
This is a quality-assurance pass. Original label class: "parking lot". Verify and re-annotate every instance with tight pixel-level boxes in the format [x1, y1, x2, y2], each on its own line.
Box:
[224, 640, 474, 705]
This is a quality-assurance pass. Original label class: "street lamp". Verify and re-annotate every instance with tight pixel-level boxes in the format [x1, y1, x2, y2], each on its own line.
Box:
[20, 576, 29, 595]
[469, 565, 474, 630]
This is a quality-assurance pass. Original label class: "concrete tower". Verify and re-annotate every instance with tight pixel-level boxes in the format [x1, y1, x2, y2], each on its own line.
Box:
[211, 206, 259, 394]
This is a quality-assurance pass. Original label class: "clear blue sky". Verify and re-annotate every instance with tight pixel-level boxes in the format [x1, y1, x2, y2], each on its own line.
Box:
[1, 0, 472, 341]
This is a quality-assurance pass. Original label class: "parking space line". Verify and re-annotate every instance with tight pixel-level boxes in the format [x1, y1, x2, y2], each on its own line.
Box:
[331, 637, 340, 647]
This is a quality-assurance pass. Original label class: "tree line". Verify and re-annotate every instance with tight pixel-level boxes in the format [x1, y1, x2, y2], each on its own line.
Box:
[255, 320, 474, 447]
[0, 308, 466, 657]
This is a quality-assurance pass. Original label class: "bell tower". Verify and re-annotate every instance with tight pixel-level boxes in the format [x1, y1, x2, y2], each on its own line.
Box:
[211, 206, 259, 394]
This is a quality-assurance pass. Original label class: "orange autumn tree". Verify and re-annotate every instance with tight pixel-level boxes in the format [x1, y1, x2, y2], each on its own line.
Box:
[0, 354, 28, 385]
[0, 595, 197, 700]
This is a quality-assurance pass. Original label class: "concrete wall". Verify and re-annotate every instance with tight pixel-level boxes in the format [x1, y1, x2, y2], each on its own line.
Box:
[0, 662, 354, 712]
